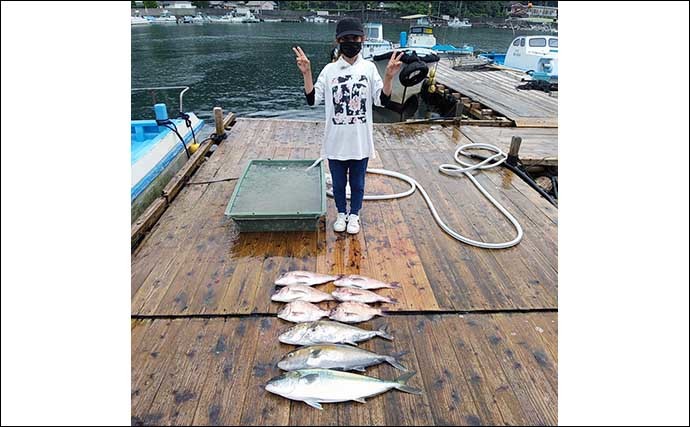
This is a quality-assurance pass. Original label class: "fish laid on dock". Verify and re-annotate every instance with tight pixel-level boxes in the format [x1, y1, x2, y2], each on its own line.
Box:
[265, 368, 423, 410]
[278, 320, 393, 346]
[332, 287, 398, 304]
[277, 301, 330, 323]
[329, 302, 386, 323]
[333, 275, 401, 290]
[277, 344, 407, 372]
[272, 285, 335, 303]
[275, 271, 341, 286]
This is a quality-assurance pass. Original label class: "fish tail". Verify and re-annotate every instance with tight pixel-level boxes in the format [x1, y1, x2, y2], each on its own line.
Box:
[389, 281, 401, 289]
[385, 355, 408, 371]
[378, 308, 388, 317]
[385, 297, 399, 304]
[376, 325, 394, 340]
[393, 371, 423, 395]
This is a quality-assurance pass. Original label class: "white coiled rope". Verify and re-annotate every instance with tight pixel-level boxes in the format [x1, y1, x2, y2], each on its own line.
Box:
[306, 143, 523, 249]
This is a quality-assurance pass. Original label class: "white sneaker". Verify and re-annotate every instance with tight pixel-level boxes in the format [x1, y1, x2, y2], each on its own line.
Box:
[346, 214, 360, 234]
[333, 213, 347, 232]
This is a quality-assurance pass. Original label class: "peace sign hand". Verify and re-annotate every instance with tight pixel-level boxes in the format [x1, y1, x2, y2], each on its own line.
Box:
[385, 50, 404, 78]
[292, 46, 311, 76]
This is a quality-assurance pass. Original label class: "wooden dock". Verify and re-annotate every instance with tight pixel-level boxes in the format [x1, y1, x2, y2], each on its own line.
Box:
[131, 118, 558, 425]
[434, 59, 558, 128]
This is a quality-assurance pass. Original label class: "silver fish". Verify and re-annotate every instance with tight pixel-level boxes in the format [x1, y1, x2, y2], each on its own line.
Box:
[274, 271, 341, 286]
[333, 274, 401, 290]
[277, 344, 407, 372]
[265, 368, 423, 410]
[331, 287, 398, 304]
[278, 320, 392, 346]
[277, 301, 329, 323]
[329, 302, 386, 323]
[272, 285, 335, 303]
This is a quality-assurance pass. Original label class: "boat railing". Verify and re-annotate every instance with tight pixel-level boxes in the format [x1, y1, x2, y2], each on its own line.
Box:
[131, 86, 190, 113]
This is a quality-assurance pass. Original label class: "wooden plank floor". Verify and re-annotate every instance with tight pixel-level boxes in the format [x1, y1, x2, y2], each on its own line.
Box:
[131, 119, 557, 316]
[131, 313, 557, 426]
[434, 59, 558, 128]
[460, 126, 558, 166]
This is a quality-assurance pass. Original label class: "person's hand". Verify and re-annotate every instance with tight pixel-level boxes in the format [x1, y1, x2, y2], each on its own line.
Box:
[385, 50, 404, 78]
[293, 46, 311, 76]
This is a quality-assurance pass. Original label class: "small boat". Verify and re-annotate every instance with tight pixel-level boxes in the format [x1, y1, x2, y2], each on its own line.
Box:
[130, 89, 204, 222]
[361, 23, 395, 61]
[131, 15, 150, 26]
[369, 15, 475, 115]
[447, 17, 471, 28]
[303, 15, 328, 23]
[151, 10, 177, 24]
[262, 18, 282, 23]
[479, 35, 558, 78]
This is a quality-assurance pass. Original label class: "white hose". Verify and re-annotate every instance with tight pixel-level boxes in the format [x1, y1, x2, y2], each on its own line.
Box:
[305, 143, 523, 249]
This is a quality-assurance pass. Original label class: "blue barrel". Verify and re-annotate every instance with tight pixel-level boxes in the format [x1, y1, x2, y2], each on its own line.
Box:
[399, 31, 407, 48]
[154, 103, 169, 121]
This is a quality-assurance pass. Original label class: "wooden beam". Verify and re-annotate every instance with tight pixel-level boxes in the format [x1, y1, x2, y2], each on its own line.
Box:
[213, 107, 224, 136]
[223, 112, 236, 130]
[131, 197, 167, 248]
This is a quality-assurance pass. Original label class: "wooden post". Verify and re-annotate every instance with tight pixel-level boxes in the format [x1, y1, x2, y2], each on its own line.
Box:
[508, 136, 522, 157]
[214, 107, 225, 137]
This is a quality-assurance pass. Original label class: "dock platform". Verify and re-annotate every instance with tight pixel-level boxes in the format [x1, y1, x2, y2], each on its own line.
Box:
[131, 118, 558, 425]
[435, 59, 558, 128]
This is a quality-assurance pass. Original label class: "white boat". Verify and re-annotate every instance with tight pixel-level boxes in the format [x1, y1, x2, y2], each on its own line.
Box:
[368, 16, 442, 114]
[151, 11, 177, 24]
[131, 16, 150, 26]
[262, 18, 282, 23]
[212, 10, 259, 23]
[480, 35, 558, 78]
[447, 17, 471, 28]
[303, 15, 328, 23]
[361, 23, 395, 61]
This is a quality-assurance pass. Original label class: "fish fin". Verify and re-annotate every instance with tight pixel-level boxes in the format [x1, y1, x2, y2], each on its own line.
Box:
[389, 281, 401, 289]
[310, 349, 322, 358]
[352, 397, 366, 403]
[393, 371, 423, 395]
[378, 309, 388, 317]
[291, 311, 305, 316]
[350, 276, 366, 281]
[385, 356, 408, 371]
[386, 297, 399, 304]
[304, 400, 323, 410]
[344, 340, 359, 346]
[376, 325, 394, 341]
[295, 281, 310, 286]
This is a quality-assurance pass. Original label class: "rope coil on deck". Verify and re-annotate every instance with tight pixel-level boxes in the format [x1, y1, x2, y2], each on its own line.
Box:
[306, 143, 524, 249]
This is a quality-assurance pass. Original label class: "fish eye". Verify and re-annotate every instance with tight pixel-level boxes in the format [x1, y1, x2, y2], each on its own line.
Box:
[288, 353, 294, 358]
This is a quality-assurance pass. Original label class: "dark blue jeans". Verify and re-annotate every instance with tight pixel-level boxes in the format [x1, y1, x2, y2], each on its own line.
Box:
[328, 158, 369, 216]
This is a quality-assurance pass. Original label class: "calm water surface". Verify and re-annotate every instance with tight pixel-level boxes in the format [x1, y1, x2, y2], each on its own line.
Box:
[131, 22, 521, 121]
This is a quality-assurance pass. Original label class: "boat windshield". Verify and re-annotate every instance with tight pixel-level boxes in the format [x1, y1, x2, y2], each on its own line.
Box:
[366, 26, 380, 39]
[529, 38, 547, 47]
[549, 38, 558, 48]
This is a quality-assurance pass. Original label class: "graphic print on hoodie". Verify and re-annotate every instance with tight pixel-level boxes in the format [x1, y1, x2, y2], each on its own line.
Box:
[331, 75, 368, 125]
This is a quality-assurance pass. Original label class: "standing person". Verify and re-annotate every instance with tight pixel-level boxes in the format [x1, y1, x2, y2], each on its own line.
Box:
[292, 18, 403, 234]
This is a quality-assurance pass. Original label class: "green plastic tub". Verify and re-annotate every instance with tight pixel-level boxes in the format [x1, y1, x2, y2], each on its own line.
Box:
[224, 159, 326, 232]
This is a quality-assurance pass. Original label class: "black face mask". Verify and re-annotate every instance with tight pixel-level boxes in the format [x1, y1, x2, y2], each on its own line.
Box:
[339, 41, 362, 58]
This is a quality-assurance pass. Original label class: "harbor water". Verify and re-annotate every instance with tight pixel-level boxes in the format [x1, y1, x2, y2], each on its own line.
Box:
[132, 22, 520, 121]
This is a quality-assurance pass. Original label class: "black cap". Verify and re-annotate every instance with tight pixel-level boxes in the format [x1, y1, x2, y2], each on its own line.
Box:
[336, 18, 364, 39]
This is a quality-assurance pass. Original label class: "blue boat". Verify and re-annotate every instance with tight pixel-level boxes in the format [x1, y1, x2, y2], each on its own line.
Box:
[131, 87, 204, 221]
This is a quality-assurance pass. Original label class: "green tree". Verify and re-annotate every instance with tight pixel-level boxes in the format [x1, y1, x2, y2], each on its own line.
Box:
[143, 0, 158, 8]
[192, 1, 209, 7]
